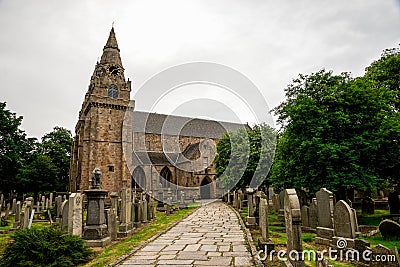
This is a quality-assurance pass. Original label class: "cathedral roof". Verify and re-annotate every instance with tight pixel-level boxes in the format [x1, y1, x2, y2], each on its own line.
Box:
[132, 111, 249, 139]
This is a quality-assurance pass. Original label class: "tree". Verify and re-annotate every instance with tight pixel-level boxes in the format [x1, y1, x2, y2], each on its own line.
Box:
[270, 63, 399, 197]
[16, 153, 58, 195]
[0, 102, 35, 193]
[214, 124, 276, 190]
[39, 127, 73, 191]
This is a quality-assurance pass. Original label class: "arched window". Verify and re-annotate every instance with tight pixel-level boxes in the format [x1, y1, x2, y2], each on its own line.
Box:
[132, 166, 146, 192]
[107, 84, 118, 99]
[160, 166, 172, 188]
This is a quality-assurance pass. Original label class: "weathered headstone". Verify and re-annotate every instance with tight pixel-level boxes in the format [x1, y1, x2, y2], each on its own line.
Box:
[13, 201, 21, 229]
[379, 219, 400, 239]
[246, 188, 256, 227]
[258, 196, 274, 251]
[60, 199, 69, 232]
[107, 208, 117, 241]
[315, 188, 335, 245]
[49, 192, 53, 208]
[22, 200, 32, 229]
[272, 194, 280, 214]
[388, 192, 400, 215]
[301, 206, 310, 228]
[68, 193, 83, 236]
[332, 200, 357, 248]
[11, 198, 17, 214]
[4, 203, 10, 220]
[278, 191, 285, 221]
[0, 194, 4, 207]
[56, 196, 63, 217]
[142, 194, 148, 223]
[41, 196, 46, 211]
[309, 198, 318, 229]
[361, 197, 375, 215]
[118, 186, 133, 236]
[284, 189, 304, 267]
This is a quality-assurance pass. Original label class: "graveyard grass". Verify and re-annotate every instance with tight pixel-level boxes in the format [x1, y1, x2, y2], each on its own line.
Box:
[81, 206, 197, 267]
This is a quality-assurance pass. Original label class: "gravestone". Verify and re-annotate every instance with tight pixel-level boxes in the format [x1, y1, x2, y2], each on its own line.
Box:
[119, 185, 133, 236]
[332, 200, 357, 248]
[22, 200, 33, 229]
[12, 198, 16, 214]
[246, 188, 256, 228]
[370, 244, 400, 267]
[49, 192, 53, 208]
[68, 193, 83, 236]
[309, 198, 318, 229]
[278, 191, 285, 221]
[4, 203, 10, 220]
[315, 188, 335, 245]
[284, 189, 304, 267]
[142, 194, 148, 223]
[379, 219, 400, 239]
[301, 206, 310, 228]
[272, 194, 280, 214]
[388, 192, 400, 215]
[107, 208, 117, 241]
[60, 199, 69, 232]
[130, 198, 136, 225]
[13, 201, 21, 229]
[258, 196, 274, 251]
[41, 196, 46, 211]
[56, 196, 63, 217]
[238, 189, 244, 211]
[83, 168, 111, 247]
[361, 197, 375, 215]
[0, 194, 3, 207]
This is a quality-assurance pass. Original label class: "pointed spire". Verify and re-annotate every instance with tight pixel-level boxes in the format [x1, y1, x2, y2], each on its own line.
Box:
[100, 27, 123, 66]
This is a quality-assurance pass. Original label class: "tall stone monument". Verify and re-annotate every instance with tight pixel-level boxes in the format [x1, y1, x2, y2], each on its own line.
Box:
[83, 168, 111, 247]
[315, 188, 335, 245]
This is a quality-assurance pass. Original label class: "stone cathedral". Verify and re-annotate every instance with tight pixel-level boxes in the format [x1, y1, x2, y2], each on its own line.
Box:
[69, 28, 247, 199]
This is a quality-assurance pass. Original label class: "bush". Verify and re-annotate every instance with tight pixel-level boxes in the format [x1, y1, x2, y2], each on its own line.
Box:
[0, 217, 9, 227]
[0, 226, 93, 267]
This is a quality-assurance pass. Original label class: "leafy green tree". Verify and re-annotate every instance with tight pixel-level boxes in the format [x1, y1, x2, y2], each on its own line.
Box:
[270, 63, 399, 197]
[39, 127, 73, 191]
[214, 124, 276, 190]
[0, 102, 35, 193]
[16, 153, 58, 195]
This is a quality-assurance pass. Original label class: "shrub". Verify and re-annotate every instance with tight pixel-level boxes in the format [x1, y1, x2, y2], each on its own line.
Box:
[0, 217, 9, 227]
[0, 226, 93, 267]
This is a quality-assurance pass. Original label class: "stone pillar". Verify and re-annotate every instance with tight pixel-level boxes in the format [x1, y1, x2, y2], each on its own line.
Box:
[284, 189, 304, 267]
[68, 193, 83, 236]
[49, 192, 53, 208]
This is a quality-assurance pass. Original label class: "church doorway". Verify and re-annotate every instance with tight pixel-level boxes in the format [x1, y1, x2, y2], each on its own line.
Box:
[160, 166, 172, 188]
[132, 166, 146, 192]
[200, 176, 212, 199]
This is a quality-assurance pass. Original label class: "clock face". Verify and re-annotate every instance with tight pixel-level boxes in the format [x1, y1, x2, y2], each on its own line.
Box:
[108, 65, 119, 76]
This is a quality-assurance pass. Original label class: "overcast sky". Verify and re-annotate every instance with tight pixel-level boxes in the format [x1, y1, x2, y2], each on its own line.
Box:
[1, 0, 399, 138]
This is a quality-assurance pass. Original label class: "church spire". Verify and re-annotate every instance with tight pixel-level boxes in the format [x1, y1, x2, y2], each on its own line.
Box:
[100, 27, 123, 66]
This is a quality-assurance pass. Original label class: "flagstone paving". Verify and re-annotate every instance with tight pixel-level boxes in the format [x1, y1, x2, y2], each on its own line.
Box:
[119, 200, 253, 267]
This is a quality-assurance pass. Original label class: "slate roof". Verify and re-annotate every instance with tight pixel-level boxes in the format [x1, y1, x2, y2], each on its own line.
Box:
[132, 151, 188, 166]
[132, 111, 249, 138]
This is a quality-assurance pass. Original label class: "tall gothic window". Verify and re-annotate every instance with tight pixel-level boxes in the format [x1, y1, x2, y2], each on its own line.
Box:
[107, 84, 118, 99]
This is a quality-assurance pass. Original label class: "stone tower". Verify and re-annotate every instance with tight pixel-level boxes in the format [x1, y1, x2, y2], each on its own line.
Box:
[69, 28, 132, 194]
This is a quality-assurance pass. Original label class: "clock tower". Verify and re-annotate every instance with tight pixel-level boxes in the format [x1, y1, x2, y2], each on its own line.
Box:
[69, 27, 133, 193]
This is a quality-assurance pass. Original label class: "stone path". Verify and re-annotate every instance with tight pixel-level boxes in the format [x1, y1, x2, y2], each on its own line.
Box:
[119, 200, 254, 267]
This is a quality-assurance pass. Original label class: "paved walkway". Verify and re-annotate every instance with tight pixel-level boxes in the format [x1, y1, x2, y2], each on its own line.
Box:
[119, 200, 254, 267]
